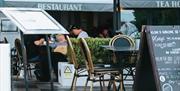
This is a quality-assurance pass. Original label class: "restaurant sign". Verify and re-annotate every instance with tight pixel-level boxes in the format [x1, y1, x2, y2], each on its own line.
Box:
[4, 0, 112, 12]
[37, 3, 82, 11]
[156, 1, 180, 8]
[121, 0, 180, 8]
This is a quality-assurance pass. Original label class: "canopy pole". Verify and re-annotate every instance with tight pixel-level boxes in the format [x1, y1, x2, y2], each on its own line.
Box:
[113, 0, 118, 35]
[20, 31, 29, 91]
[117, 0, 121, 30]
[45, 35, 54, 91]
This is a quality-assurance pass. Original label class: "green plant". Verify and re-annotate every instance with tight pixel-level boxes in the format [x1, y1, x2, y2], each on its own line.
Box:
[68, 38, 111, 65]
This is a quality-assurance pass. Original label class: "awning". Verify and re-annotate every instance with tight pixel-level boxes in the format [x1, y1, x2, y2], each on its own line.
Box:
[4, 0, 180, 12]
[121, 0, 180, 8]
[4, 0, 113, 12]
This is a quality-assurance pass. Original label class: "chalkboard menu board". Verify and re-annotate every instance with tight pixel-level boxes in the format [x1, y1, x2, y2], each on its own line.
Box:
[134, 26, 180, 91]
[149, 26, 180, 91]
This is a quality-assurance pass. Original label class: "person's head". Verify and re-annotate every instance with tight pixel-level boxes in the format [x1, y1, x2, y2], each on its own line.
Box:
[101, 29, 109, 35]
[55, 34, 66, 42]
[99, 27, 109, 38]
[70, 25, 82, 36]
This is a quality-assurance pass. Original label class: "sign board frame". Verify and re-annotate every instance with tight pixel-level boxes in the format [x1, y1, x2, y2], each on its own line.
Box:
[134, 26, 160, 91]
[0, 8, 69, 34]
[135, 25, 180, 91]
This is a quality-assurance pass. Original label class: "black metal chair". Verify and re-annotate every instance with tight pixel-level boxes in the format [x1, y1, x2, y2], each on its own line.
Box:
[14, 38, 40, 79]
[0, 37, 8, 43]
[4, 37, 8, 43]
[110, 35, 138, 90]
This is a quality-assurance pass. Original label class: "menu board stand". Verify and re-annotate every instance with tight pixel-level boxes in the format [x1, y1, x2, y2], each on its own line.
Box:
[20, 31, 29, 91]
[134, 26, 160, 91]
[135, 26, 180, 91]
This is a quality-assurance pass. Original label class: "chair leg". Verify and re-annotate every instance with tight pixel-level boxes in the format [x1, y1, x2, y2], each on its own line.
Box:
[27, 70, 30, 80]
[70, 75, 76, 90]
[107, 76, 113, 90]
[71, 70, 78, 91]
[28, 68, 33, 79]
[27, 67, 32, 80]
[102, 76, 105, 87]
[112, 80, 117, 91]
[84, 78, 89, 91]
[90, 81, 94, 91]
[118, 74, 125, 91]
[99, 76, 104, 91]
[16, 70, 20, 80]
[130, 68, 135, 81]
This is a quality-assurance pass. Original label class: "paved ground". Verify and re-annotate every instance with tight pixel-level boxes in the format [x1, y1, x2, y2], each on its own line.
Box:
[12, 68, 134, 91]
[12, 80, 133, 91]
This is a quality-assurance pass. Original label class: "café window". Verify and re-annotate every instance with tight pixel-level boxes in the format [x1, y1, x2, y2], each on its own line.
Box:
[121, 9, 180, 31]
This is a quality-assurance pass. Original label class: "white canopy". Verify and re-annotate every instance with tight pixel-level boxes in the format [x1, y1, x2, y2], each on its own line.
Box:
[4, 0, 180, 12]
[4, 0, 113, 12]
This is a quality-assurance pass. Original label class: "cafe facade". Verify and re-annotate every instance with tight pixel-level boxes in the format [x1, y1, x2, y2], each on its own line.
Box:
[1, 0, 114, 31]
[0, 0, 180, 32]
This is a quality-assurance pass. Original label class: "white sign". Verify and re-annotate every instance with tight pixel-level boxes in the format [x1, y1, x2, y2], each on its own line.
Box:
[0, 8, 69, 34]
[7, 11, 59, 30]
[0, 44, 11, 91]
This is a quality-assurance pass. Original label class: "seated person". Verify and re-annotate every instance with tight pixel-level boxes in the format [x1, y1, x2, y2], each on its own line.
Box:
[116, 22, 139, 38]
[98, 27, 110, 38]
[49, 34, 67, 55]
[35, 34, 68, 81]
[24, 35, 50, 81]
[70, 25, 89, 38]
[50, 34, 68, 81]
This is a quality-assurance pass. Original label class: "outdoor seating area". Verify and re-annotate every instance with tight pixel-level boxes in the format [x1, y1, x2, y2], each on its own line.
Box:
[1, 0, 180, 90]
[0, 8, 139, 90]
[11, 34, 138, 91]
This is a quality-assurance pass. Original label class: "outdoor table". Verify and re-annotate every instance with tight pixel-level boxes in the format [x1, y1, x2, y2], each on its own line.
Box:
[101, 45, 139, 53]
[101, 45, 139, 65]
[101, 45, 139, 90]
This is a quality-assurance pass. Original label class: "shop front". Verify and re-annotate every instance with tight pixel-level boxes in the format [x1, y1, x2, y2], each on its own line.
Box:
[119, 0, 180, 32]
[3, 0, 180, 33]
[3, 0, 114, 32]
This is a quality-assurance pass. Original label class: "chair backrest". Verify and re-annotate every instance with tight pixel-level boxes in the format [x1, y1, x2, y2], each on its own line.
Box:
[109, 34, 120, 46]
[110, 35, 137, 64]
[14, 38, 23, 62]
[0, 37, 8, 43]
[111, 35, 135, 47]
[4, 37, 8, 43]
[79, 38, 94, 73]
[66, 35, 79, 69]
